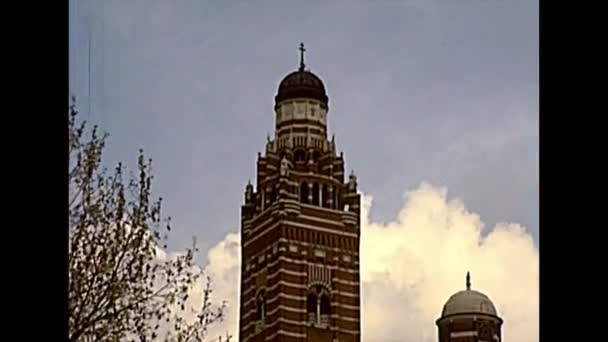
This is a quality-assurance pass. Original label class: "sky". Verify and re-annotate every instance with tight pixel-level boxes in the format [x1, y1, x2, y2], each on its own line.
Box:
[69, 0, 538, 340]
[195, 184, 538, 341]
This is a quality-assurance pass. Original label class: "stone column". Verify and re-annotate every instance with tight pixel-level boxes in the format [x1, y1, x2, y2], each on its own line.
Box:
[319, 185, 323, 207]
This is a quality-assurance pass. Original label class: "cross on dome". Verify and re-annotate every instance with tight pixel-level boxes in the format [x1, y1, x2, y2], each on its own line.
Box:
[299, 42, 306, 71]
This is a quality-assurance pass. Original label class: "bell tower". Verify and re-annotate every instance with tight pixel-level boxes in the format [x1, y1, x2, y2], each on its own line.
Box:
[239, 44, 361, 342]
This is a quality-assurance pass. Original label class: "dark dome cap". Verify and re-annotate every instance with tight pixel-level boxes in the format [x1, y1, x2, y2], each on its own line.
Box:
[274, 43, 329, 108]
[275, 70, 328, 108]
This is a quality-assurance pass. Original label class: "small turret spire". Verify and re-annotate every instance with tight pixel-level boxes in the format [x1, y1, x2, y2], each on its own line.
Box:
[245, 180, 253, 202]
[466, 271, 471, 290]
[299, 42, 306, 71]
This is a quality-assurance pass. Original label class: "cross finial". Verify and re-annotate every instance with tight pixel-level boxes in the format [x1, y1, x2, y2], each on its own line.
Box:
[466, 271, 471, 290]
[299, 42, 306, 71]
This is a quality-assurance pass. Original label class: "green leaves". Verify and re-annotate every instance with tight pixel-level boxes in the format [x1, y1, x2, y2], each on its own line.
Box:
[68, 99, 229, 342]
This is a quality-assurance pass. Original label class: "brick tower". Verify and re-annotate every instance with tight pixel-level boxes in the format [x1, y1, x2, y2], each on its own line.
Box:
[239, 44, 361, 342]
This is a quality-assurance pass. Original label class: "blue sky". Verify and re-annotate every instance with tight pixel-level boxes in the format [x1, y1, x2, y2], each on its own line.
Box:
[69, 0, 538, 259]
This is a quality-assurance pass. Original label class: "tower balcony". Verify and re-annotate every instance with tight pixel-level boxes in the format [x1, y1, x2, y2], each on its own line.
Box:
[271, 198, 301, 217]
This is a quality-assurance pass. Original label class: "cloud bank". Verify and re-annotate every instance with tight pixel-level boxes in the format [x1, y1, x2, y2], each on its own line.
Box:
[185, 182, 538, 341]
[359, 183, 538, 342]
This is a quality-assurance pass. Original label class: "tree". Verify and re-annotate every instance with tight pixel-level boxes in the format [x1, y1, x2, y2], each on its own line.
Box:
[68, 98, 231, 342]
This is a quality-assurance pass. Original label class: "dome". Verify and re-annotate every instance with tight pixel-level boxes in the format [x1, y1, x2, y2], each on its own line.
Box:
[274, 43, 328, 108]
[440, 272, 498, 317]
[275, 70, 328, 108]
[441, 289, 498, 317]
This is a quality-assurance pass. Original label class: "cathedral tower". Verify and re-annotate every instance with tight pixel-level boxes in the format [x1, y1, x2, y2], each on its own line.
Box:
[239, 44, 361, 342]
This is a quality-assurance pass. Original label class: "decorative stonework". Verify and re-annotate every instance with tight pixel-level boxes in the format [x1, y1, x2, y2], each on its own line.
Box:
[239, 47, 361, 342]
[308, 263, 332, 290]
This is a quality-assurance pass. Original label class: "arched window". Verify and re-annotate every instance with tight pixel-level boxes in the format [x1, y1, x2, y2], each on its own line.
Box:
[256, 292, 266, 322]
[300, 182, 309, 203]
[322, 184, 328, 208]
[294, 149, 306, 163]
[312, 183, 320, 206]
[307, 286, 331, 326]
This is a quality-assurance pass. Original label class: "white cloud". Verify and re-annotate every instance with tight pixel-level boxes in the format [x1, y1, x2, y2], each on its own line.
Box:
[359, 183, 538, 342]
[186, 182, 538, 341]
[201, 233, 241, 341]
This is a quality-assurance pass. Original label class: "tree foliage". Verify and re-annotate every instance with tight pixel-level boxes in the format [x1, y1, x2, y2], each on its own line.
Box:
[68, 98, 231, 342]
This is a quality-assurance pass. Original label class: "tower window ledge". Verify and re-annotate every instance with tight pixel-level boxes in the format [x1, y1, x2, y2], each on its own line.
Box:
[308, 322, 330, 330]
[299, 203, 347, 214]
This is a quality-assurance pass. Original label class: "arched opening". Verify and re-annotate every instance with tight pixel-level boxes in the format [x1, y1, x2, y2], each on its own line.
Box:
[322, 184, 328, 208]
[256, 292, 266, 322]
[320, 294, 331, 325]
[279, 151, 287, 161]
[307, 293, 317, 323]
[300, 182, 309, 203]
[312, 183, 320, 206]
[294, 149, 306, 163]
[307, 285, 331, 326]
